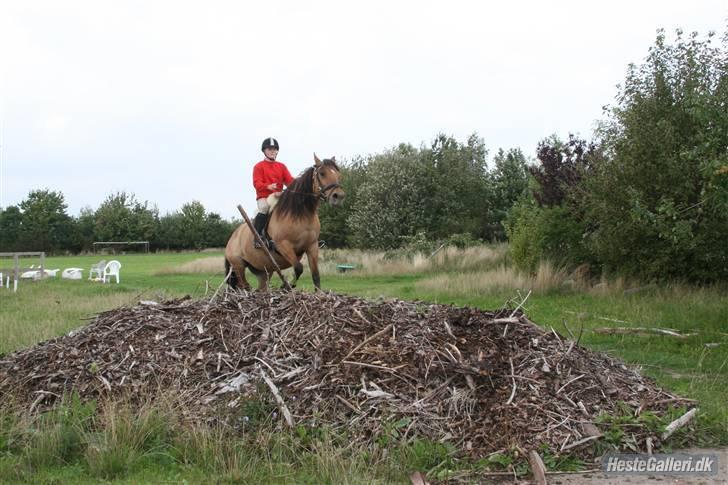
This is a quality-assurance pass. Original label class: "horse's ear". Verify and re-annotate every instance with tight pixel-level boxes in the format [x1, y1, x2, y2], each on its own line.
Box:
[330, 156, 336, 162]
[314, 153, 322, 167]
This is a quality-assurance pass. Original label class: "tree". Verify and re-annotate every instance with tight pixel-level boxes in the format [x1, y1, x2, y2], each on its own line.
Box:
[529, 135, 596, 208]
[586, 29, 728, 281]
[0, 206, 23, 251]
[318, 156, 367, 248]
[70, 207, 96, 253]
[95, 192, 157, 243]
[179, 201, 207, 250]
[504, 136, 596, 271]
[420, 133, 490, 240]
[347, 144, 432, 249]
[203, 212, 236, 249]
[484, 148, 530, 240]
[18, 189, 73, 252]
[156, 212, 185, 250]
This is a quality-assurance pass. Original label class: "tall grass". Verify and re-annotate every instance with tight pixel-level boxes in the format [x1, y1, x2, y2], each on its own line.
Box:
[0, 396, 449, 483]
[149, 244, 510, 278]
[416, 260, 570, 295]
[318, 244, 509, 276]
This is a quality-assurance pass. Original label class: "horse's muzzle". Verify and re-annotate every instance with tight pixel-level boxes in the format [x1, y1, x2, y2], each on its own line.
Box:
[328, 191, 345, 206]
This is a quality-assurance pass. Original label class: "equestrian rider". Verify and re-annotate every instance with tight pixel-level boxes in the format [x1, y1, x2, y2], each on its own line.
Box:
[252, 137, 294, 248]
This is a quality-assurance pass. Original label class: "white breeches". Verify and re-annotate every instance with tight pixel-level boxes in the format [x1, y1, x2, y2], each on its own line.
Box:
[256, 194, 280, 215]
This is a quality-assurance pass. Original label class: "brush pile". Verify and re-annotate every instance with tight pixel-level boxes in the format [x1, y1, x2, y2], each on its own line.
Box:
[0, 290, 692, 458]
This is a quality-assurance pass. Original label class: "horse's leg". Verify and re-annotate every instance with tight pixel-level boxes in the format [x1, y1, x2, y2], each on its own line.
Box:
[224, 258, 237, 289]
[305, 243, 321, 291]
[225, 256, 251, 291]
[236, 258, 252, 290]
[274, 241, 304, 288]
[256, 270, 270, 292]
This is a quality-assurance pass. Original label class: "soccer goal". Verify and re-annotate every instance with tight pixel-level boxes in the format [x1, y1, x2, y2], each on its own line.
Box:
[92, 241, 150, 254]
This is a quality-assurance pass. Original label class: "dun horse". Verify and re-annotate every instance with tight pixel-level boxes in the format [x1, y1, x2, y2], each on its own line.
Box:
[225, 154, 345, 291]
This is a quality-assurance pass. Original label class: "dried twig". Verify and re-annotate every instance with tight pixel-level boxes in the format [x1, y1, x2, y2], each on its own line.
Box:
[260, 368, 294, 427]
[506, 358, 517, 405]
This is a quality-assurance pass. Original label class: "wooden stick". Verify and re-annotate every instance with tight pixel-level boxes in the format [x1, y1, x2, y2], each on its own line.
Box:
[561, 434, 600, 451]
[528, 450, 548, 485]
[409, 471, 430, 485]
[237, 205, 291, 290]
[506, 358, 517, 405]
[593, 327, 696, 338]
[340, 324, 393, 363]
[260, 368, 294, 427]
[662, 408, 698, 440]
[509, 289, 532, 318]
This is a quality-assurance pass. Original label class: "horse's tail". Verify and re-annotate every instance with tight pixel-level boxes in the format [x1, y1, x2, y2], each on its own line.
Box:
[224, 258, 237, 289]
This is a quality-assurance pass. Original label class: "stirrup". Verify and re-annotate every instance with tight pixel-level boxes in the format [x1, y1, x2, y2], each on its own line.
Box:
[254, 237, 265, 249]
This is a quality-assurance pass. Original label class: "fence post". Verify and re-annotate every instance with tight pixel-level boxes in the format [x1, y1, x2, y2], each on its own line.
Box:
[13, 254, 18, 293]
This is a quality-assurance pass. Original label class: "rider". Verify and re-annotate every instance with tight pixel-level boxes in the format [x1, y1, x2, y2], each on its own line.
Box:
[252, 137, 294, 248]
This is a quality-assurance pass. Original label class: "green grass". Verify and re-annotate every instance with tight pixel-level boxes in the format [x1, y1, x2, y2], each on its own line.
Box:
[1, 250, 727, 482]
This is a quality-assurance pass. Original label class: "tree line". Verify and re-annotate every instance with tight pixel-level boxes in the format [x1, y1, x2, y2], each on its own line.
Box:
[1, 29, 726, 282]
[324, 29, 728, 282]
[0, 192, 237, 253]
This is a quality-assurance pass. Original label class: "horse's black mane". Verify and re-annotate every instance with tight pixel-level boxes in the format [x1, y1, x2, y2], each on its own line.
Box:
[275, 159, 339, 219]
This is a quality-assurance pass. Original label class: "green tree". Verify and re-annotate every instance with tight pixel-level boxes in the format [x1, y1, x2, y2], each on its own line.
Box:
[318, 156, 367, 248]
[70, 207, 96, 253]
[0, 205, 23, 251]
[484, 148, 530, 240]
[17, 189, 73, 252]
[95, 192, 157, 243]
[156, 212, 185, 250]
[204, 212, 237, 249]
[179, 201, 207, 250]
[421, 133, 490, 240]
[587, 29, 728, 281]
[347, 144, 432, 249]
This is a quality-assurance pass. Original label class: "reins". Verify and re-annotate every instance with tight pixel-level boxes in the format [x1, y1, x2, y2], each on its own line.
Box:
[282, 166, 341, 201]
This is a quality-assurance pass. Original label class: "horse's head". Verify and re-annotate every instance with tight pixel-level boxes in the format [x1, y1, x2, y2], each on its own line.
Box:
[313, 153, 345, 206]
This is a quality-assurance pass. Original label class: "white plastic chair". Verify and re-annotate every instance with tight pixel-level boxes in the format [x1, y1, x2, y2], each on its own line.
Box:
[89, 260, 106, 280]
[102, 260, 122, 284]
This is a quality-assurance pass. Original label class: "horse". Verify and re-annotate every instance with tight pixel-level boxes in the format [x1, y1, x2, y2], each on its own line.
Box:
[224, 154, 345, 291]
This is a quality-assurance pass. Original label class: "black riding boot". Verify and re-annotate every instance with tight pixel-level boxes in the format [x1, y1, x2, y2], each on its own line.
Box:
[253, 213, 267, 249]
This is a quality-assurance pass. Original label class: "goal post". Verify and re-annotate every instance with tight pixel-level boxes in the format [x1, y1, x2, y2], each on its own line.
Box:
[92, 241, 150, 254]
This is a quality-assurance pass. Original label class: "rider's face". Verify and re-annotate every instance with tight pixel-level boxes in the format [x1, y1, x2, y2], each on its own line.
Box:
[264, 147, 278, 160]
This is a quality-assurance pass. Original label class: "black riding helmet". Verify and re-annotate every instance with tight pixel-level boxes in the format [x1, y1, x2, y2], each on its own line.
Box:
[261, 137, 280, 151]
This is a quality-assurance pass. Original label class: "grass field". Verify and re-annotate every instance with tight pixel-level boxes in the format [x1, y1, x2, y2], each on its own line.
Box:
[1, 249, 726, 483]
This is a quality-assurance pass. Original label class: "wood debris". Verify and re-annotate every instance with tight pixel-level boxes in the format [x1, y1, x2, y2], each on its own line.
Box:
[0, 290, 693, 460]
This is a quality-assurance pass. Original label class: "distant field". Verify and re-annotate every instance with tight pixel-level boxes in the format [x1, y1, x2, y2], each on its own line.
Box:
[1, 248, 726, 482]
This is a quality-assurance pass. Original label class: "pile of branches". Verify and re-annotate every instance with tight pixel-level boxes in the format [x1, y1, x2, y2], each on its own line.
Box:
[0, 290, 692, 458]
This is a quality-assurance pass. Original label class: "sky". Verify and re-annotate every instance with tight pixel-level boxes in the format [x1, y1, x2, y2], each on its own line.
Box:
[1, 1, 726, 220]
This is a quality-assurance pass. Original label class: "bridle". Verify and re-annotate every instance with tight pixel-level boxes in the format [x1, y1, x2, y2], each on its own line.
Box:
[312, 164, 341, 201]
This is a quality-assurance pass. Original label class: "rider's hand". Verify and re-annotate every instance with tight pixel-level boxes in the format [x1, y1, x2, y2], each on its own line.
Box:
[267, 183, 278, 190]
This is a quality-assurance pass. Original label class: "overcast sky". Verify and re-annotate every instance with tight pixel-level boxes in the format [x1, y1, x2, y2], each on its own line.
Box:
[1, 1, 725, 219]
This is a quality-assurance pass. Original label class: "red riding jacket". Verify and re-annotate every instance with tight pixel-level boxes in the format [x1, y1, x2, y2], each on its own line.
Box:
[252, 159, 294, 200]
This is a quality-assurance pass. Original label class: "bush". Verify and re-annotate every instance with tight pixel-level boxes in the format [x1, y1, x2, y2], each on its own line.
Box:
[505, 200, 589, 273]
[586, 29, 728, 281]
